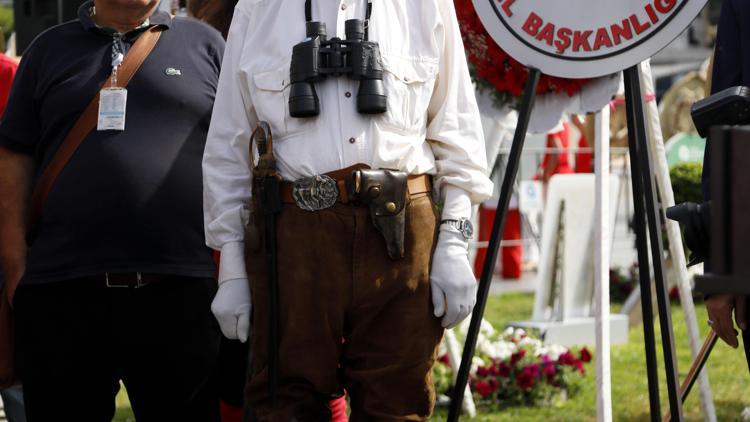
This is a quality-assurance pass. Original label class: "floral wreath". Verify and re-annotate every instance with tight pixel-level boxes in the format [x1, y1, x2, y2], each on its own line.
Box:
[454, 0, 591, 109]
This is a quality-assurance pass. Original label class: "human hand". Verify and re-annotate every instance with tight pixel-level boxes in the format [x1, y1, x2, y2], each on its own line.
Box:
[430, 229, 477, 329]
[211, 278, 251, 342]
[706, 294, 747, 348]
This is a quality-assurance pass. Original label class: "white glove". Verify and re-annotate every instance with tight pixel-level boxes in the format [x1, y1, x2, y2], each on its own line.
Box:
[430, 227, 477, 329]
[212, 242, 252, 342]
[211, 278, 251, 342]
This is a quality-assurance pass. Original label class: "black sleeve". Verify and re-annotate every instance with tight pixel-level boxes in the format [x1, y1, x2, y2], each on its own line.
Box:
[711, 0, 742, 95]
[703, 0, 742, 201]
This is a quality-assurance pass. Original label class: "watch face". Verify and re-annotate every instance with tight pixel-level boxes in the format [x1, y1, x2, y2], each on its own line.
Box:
[462, 219, 474, 239]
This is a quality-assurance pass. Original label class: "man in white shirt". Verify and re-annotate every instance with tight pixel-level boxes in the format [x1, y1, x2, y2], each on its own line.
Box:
[203, 0, 493, 419]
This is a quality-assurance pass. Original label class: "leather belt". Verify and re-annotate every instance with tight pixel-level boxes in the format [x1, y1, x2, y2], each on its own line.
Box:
[279, 169, 431, 206]
[104, 272, 166, 288]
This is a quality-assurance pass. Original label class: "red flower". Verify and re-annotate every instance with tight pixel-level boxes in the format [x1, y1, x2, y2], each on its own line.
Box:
[574, 360, 586, 375]
[558, 351, 576, 366]
[438, 354, 451, 367]
[475, 380, 493, 398]
[580, 347, 593, 363]
[527, 364, 541, 377]
[453, 0, 590, 102]
[516, 365, 538, 390]
[476, 366, 490, 377]
[510, 349, 526, 365]
[497, 362, 512, 378]
[489, 362, 501, 376]
[543, 363, 557, 380]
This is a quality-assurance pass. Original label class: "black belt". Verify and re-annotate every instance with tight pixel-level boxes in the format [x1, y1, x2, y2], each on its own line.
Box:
[103, 272, 167, 288]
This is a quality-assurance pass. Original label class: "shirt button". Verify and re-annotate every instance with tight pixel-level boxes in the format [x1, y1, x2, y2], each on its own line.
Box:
[341, 3, 347, 10]
[348, 137, 356, 144]
[345, 92, 352, 98]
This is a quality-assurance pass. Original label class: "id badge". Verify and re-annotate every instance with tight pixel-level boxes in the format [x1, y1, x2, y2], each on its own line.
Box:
[98, 87, 128, 131]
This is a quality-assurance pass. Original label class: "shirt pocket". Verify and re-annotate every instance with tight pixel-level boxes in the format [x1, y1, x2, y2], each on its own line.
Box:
[378, 55, 439, 134]
[250, 63, 314, 140]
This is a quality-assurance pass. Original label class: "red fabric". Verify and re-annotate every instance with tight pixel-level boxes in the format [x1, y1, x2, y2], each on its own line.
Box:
[575, 135, 593, 173]
[473, 205, 522, 280]
[539, 123, 574, 176]
[330, 396, 348, 421]
[0, 54, 17, 117]
[473, 205, 493, 277]
[220, 401, 243, 422]
[500, 209, 522, 279]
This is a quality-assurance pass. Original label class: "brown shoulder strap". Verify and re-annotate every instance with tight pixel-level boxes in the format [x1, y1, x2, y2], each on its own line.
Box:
[28, 26, 163, 227]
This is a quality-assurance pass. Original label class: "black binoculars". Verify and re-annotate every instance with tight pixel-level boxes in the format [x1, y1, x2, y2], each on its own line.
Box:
[289, 20, 387, 118]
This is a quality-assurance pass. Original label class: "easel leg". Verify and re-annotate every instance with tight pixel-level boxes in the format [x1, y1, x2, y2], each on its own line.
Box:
[624, 65, 683, 422]
[624, 67, 662, 422]
[447, 68, 542, 421]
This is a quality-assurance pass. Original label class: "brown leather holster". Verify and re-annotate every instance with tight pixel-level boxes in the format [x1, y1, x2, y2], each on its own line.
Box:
[349, 169, 408, 260]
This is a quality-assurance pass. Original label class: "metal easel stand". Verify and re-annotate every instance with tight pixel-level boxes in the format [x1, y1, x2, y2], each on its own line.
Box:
[624, 64, 683, 422]
[448, 65, 684, 422]
[639, 60, 716, 422]
[447, 68, 541, 421]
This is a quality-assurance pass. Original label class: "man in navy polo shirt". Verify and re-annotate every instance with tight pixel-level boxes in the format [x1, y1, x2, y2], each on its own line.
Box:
[0, 0, 225, 419]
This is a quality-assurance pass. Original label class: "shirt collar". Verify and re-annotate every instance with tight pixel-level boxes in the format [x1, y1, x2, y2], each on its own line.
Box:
[78, 1, 172, 33]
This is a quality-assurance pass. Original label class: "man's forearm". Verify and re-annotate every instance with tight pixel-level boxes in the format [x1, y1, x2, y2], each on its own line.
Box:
[0, 146, 33, 283]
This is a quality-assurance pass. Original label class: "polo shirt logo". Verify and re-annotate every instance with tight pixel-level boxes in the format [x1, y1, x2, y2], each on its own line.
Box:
[165, 67, 182, 76]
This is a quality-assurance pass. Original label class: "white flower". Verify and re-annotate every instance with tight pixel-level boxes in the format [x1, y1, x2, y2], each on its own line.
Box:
[480, 319, 496, 338]
[513, 328, 527, 342]
[537, 344, 568, 361]
[503, 326, 515, 338]
[477, 338, 496, 358]
[518, 336, 542, 350]
[470, 356, 486, 375]
[479, 338, 517, 361]
[493, 341, 517, 361]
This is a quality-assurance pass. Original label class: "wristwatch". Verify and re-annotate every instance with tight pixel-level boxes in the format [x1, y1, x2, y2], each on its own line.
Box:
[440, 217, 474, 240]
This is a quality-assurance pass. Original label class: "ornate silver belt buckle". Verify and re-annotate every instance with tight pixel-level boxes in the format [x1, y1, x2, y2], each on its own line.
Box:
[292, 175, 339, 211]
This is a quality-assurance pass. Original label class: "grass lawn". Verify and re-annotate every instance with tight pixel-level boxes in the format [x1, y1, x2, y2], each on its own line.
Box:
[114, 293, 750, 421]
[433, 293, 750, 421]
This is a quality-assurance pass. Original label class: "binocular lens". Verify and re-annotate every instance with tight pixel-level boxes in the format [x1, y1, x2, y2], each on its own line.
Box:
[357, 79, 387, 114]
[289, 82, 320, 117]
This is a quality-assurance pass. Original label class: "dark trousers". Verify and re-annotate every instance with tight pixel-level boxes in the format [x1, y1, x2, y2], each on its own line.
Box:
[13, 276, 221, 422]
[246, 193, 444, 421]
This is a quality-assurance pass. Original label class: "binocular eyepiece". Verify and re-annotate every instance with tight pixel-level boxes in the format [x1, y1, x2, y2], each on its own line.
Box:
[289, 19, 387, 118]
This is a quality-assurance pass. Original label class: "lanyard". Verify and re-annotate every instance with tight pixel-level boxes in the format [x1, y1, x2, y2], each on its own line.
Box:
[305, 0, 373, 38]
[95, 18, 151, 86]
[110, 35, 126, 86]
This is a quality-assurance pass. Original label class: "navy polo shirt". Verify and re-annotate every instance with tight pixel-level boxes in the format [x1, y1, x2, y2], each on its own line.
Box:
[0, 2, 225, 283]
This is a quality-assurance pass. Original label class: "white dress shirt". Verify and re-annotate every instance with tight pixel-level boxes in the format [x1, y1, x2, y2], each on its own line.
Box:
[203, 0, 494, 283]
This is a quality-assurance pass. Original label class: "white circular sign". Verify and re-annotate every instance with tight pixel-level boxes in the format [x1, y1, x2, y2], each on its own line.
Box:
[472, 0, 708, 78]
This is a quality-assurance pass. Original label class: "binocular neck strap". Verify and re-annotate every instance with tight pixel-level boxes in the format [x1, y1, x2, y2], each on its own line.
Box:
[304, 0, 373, 23]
